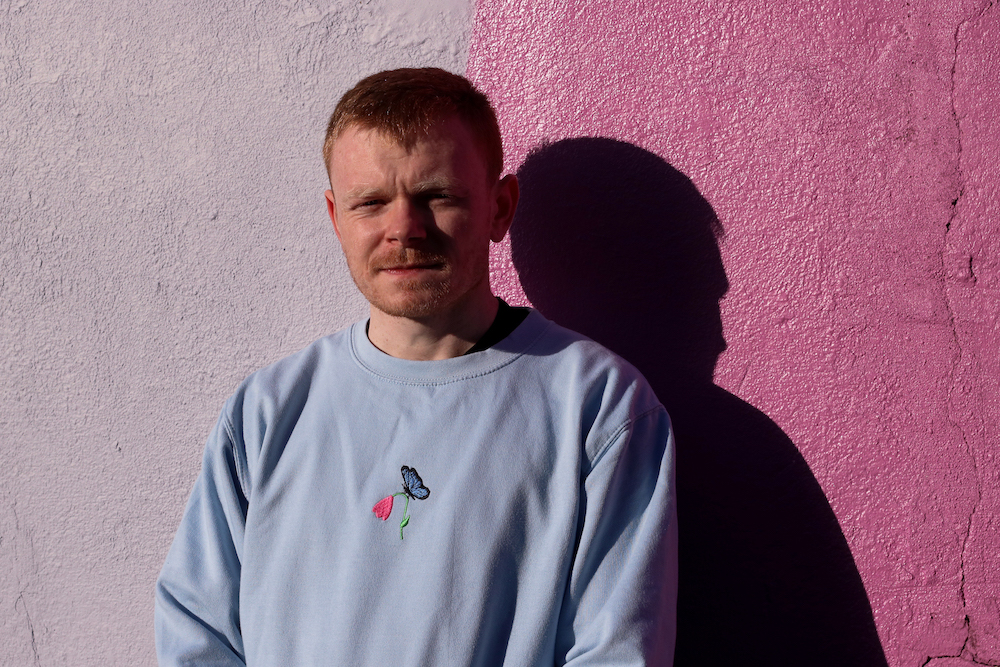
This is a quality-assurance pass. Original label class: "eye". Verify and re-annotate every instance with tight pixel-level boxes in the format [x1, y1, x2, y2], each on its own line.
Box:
[425, 192, 460, 206]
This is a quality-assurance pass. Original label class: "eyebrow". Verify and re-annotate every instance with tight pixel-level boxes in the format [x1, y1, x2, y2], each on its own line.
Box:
[343, 178, 467, 201]
[344, 187, 387, 201]
[410, 177, 462, 194]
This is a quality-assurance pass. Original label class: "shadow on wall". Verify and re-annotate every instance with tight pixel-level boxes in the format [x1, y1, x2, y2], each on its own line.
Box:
[510, 138, 888, 666]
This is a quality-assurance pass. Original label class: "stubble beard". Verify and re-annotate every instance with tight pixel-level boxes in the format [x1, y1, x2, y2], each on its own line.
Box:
[355, 247, 458, 319]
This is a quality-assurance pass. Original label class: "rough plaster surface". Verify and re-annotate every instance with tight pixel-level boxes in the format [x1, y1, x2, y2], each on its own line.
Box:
[3, 0, 997, 664]
[468, 0, 998, 664]
[0, 0, 472, 664]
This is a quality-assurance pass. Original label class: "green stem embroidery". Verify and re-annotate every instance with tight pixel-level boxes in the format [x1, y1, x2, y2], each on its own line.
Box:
[389, 491, 410, 540]
[399, 493, 410, 540]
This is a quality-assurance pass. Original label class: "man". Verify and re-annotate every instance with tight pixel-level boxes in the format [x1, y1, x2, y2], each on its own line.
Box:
[155, 68, 677, 666]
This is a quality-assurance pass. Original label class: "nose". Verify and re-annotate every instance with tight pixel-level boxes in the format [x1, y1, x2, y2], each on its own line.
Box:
[385, 198, 428, 245]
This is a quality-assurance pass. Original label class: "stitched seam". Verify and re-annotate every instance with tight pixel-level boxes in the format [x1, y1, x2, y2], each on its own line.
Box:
[351, 319, 554, 386]
[587, 405, 666, 474]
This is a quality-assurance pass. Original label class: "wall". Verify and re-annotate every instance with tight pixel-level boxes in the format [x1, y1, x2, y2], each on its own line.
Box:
[2, 0, 997, 665]
[469, 0, 998, 665]
[0, 1, 472, 664]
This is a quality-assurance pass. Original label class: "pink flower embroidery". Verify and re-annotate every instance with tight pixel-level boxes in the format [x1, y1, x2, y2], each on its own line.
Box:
[373, 467, 431, 540]
[372, 496, 394, 521]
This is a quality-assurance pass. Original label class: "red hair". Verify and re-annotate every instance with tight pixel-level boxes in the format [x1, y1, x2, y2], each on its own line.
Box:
[323, 68, 503, 181]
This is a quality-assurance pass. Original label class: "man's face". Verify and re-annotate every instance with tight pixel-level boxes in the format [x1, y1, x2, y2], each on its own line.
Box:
[325, 116, 513, 321]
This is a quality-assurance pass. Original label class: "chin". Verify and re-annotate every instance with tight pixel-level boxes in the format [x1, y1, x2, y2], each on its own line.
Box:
[365, 284, 453, 319]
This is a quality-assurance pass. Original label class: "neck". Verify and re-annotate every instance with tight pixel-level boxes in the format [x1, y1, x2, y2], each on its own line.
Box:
[367, 289, 500, 361]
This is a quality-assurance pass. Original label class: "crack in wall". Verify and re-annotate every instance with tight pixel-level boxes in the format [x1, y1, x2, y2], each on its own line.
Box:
[923, 656, 996, 666]
[9, 501, 42, 664]
[941, 1, 994, 663]
[15, 592, 41, 666]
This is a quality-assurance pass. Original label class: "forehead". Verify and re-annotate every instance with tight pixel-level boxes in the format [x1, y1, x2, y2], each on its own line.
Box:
[327, 117, 489, 185]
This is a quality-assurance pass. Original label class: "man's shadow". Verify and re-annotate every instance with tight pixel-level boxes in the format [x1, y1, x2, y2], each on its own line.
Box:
[510, 138, 888, 666]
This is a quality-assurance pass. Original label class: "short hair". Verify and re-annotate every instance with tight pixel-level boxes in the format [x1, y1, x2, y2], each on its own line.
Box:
[323, 68, 503, 181]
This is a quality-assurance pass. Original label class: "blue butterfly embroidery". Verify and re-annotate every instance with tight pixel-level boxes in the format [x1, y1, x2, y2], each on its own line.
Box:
[401, 465, 430, 500]
[372, 465, 431, 540]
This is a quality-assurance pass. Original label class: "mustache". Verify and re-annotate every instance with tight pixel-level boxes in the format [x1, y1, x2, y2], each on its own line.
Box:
[370, 248, 448, 271]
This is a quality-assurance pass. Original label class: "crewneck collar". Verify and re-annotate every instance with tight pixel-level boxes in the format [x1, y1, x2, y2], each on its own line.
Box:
[350, 309, 550, 385]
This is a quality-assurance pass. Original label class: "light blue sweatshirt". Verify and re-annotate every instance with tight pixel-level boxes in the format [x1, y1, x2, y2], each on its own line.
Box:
[155, 310, 677, 666]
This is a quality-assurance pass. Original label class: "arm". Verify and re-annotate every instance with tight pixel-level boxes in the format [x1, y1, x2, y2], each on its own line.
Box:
[155, 407, 249, 666]
[558, 406, 678, 666]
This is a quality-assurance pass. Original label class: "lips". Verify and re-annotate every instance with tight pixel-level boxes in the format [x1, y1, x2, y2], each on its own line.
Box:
[381, 263, 445, 272]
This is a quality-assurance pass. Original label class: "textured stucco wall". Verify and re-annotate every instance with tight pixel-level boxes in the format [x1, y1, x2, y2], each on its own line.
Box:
[0, 1, 472, 664]
[470, 0, 998, 665]
[3, 0, 998, 665]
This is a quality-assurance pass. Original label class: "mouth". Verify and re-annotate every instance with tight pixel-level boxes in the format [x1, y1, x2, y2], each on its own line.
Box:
[379, 262, 445, 273]
[371, 248, 449, 277]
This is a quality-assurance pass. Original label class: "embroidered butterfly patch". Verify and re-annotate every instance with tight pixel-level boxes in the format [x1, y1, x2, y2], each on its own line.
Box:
[372, 466, 431, 540]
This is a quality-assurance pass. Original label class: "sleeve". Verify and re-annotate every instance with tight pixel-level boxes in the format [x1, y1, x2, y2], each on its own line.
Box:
[557, 405, 678, 666]
[155, 405, 250, 667]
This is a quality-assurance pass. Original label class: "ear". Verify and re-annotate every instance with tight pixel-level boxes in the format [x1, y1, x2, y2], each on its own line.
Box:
[489, 174, 519, 243]
[325, 189, 342, 241]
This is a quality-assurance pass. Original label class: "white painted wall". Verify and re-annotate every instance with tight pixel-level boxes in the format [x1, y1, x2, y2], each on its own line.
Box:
[0, 1, 473, 663]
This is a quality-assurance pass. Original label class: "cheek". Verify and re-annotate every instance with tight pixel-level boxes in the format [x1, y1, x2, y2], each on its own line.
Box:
[443, 208, 492, 246]
[338, 228, 376, 260]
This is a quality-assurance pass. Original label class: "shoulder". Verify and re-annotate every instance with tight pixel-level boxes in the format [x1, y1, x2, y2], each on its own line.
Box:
[527, 312, 659, 400]
[219, 323, 358, 439]
[518, 312, 666, 447]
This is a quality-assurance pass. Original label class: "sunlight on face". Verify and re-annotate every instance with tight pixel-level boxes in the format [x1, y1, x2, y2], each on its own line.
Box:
[326, 117, 500, 320]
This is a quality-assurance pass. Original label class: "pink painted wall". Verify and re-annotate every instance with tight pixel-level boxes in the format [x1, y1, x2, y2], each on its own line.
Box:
[3, 0, 995, 663]
[469, 0, 999, 665]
